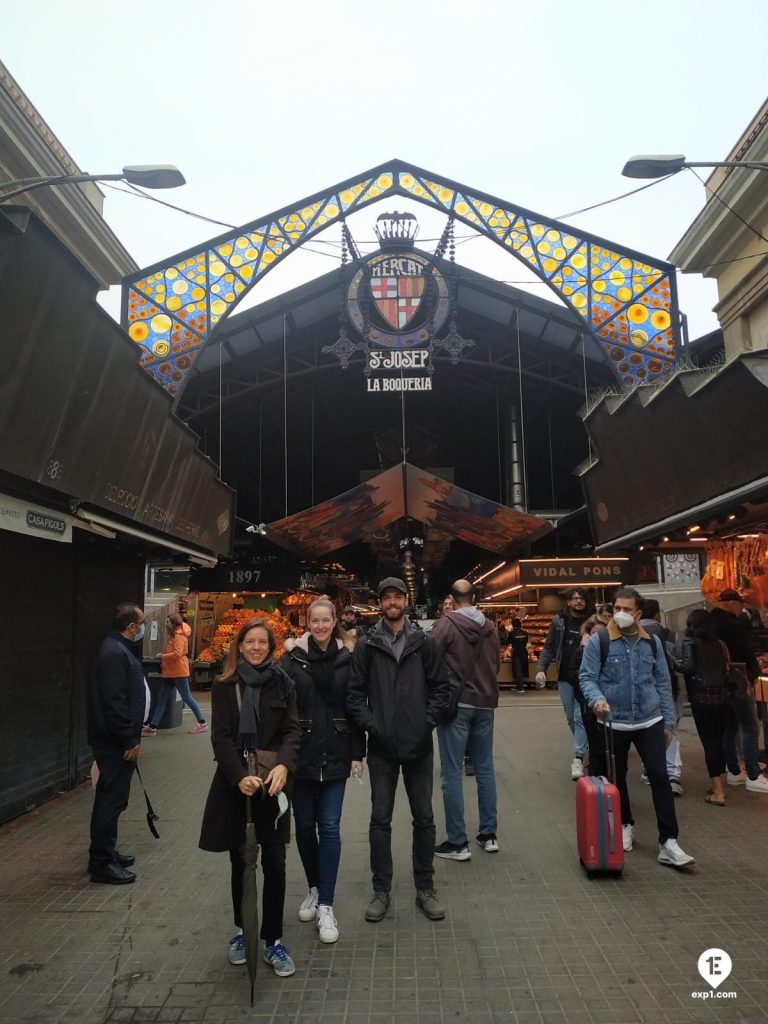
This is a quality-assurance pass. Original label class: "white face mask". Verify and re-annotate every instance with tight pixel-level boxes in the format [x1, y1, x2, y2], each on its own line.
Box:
[613, 610, 635, 630]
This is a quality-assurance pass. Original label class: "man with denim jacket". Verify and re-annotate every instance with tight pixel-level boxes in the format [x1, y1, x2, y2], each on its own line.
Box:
[579, 587, 695, 869]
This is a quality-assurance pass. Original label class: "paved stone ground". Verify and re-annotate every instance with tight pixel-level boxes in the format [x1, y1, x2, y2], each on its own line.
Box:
[1, 694, 766, 1024]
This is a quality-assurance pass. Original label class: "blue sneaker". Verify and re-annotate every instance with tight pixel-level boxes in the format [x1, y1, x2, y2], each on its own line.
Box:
[228, 933, 246, 966]
[264, 941, 296, 977]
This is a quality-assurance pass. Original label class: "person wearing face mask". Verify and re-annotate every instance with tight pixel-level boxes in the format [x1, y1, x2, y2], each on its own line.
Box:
[87, 603, 147, 884]
[579, 587, 695, 869]
[280, 599, 365, 945]
[199, 618, 301, 977]
[535, 588, 591, 779]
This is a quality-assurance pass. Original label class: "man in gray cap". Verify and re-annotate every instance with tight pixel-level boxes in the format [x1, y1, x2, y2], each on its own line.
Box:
[347, 578, 450, 923]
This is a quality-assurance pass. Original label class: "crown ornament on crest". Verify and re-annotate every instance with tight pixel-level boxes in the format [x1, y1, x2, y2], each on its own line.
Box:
[374, 211, 418, 249]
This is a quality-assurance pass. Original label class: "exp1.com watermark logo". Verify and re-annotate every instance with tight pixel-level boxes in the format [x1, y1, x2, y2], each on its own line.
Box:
[691, 948, 736, 1001]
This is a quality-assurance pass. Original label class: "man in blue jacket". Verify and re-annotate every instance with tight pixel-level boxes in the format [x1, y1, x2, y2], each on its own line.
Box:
[87, 602, 146, 884]
[579, 587, 694, 869]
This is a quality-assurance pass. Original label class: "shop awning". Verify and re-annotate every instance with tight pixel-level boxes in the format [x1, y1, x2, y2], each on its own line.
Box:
[580, 355, 768, 552]
[0, 208, 234, 559]
[266, 463, 552, 558]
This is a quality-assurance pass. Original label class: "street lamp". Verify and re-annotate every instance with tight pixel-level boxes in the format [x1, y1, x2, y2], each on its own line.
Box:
[0, 164, 186, 202]
[622, 154, 768, 178]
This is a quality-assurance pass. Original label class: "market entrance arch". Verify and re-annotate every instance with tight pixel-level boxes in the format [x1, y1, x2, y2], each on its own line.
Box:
[123, 159, 680, 400]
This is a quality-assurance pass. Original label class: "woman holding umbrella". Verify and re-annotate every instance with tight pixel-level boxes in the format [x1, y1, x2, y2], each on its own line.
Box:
[199, 617, 301, 979]
[281, 598, 364, 944]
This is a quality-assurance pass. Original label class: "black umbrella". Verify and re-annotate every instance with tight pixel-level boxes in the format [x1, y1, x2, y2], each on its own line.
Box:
[134, 765, 160, 838]
[240, 753, 262, 1006]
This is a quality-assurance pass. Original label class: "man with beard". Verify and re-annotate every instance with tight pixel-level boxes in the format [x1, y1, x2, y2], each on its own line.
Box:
[347, 578, 450, 923]
[536, 588, 590, 779]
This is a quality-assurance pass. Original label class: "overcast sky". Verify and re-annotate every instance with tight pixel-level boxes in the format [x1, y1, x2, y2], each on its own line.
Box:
[5, 0, 768, 340]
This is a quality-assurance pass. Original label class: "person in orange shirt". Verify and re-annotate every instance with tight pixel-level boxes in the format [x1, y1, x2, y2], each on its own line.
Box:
[143, 614, 208, 735]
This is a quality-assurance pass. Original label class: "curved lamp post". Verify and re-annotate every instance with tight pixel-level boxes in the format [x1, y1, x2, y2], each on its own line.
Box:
[622, 154, 768, 178]
[0, 164, 185, 202]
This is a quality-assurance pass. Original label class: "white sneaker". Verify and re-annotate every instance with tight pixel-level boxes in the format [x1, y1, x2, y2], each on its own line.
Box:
[298, 887, 319, 922]
[726, 770, 746, 786]
[745, 774, 768, 793]
[571, 758, 585, 780]
[670, 780, 684, 797]
[621, 824, 635, 851]
[640, 772, 649, 785]
[317, 904, 339, 943]
[658, 838, 695, 868]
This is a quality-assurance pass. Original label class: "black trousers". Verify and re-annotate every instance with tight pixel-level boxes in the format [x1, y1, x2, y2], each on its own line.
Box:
[89, 751, 136, 868]
[690, 701, 728, 778]
[230, 844, 286, 946]
[609, 721, 679, 843]
[368, 747, 435, 893]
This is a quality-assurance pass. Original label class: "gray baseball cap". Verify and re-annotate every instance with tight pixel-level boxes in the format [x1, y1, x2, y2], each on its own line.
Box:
[378, 577, 408, 597]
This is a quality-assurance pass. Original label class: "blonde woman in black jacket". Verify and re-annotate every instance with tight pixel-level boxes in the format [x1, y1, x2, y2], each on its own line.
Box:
[280, 599, 364, 944]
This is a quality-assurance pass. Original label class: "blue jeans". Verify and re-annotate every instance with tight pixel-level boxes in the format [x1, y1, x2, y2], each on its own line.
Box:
[724, 695, 760, 779]
[437, 707, 496, 845]
[150, 677, 205, 728]
[292, 778, 346, 906]
[558, 681, 588, 759]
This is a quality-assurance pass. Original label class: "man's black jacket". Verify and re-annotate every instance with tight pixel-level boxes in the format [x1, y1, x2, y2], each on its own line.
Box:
[346, 620, 449, 762]
[87, 631, 145, 753]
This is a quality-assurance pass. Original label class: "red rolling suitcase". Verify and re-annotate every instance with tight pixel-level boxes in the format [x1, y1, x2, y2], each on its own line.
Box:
[576, 720, 623, 878]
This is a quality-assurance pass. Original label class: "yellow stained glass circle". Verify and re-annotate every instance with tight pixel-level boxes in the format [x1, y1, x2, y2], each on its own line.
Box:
[191, 287, 205, 301]
[166, 267, 178, 280]
[167, 296, 182, 312]
[531, 224, 545, 238]
[572, 293, 587, 309]
[617, 286, 632, 302]
[609, 271, 625, 286]
[546, 229, 560, 242]
[219, 243, 233, 257]
[211, 299, 227, 315]
[172, 279, 188, 295]
[455, 201, 469, 216]
[627, 304, 648, 324]
[593, 280, 606, 293]
[151, 314, 172, 333]
[571, 254, 587, 269]
[543, 257, 557, 273]
[630, 329, 649, 347]
[651, 310, 671, 330]
[152, 340, 171, 357]
[129, 322, 149, 343]
[210, 260, 226, 276]
[537, 241, 551, 255]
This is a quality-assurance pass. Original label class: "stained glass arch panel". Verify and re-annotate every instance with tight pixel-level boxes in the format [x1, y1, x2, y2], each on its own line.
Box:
[122, 159, 680, 397]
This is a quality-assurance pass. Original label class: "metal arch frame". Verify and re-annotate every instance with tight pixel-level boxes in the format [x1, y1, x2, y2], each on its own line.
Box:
[122, 158, 681, 399]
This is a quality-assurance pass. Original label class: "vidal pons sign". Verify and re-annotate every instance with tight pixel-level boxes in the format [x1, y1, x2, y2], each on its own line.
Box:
[324, 212, 473, 392]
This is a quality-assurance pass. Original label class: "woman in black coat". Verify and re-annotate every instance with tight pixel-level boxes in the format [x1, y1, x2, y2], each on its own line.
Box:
[199, 617, 301, 976]
[280, 598, 365, 945]
[675, 609, 730, 806]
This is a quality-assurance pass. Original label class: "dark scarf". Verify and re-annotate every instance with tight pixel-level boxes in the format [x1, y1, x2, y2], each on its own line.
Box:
[237, 655, 273, 752]
[305, 636, 338, 703]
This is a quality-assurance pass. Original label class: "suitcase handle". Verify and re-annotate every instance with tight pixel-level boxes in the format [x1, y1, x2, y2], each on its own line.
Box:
[602, 716, 616, 786]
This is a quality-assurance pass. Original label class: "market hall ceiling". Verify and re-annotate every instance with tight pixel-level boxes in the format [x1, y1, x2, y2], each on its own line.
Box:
[122, 159, 681, 398]
[266, 463, 552, 560]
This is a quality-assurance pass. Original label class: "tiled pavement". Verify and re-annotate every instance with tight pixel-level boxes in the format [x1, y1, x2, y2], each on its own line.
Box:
[1, 694, 766, 1024]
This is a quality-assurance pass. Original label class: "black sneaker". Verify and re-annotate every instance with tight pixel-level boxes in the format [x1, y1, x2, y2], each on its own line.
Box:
[434, 840, 471, 861]
[476, 833, 499, 853]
